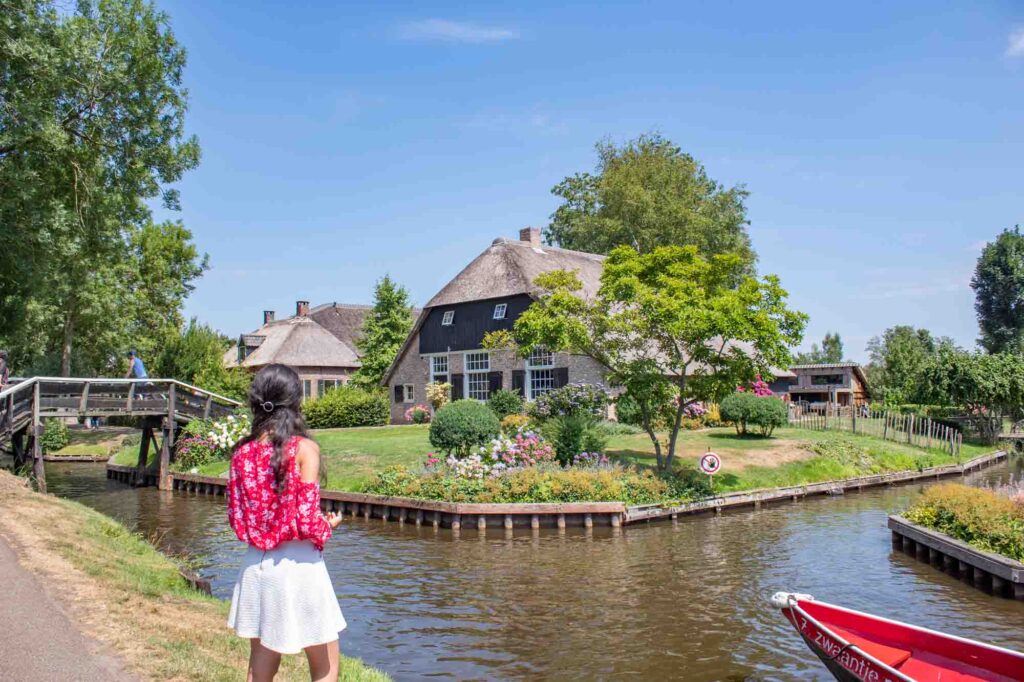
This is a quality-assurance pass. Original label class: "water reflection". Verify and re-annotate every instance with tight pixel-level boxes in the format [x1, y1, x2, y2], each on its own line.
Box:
[37, 458, 1024, 682]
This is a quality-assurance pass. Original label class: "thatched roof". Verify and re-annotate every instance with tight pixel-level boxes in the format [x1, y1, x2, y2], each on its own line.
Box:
[309, 303, 372, 351]
[224, 316, 361, 370]
[426, 238, 605, 308]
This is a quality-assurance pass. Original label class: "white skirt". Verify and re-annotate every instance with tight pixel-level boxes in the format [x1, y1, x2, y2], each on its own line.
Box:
[227, 540, 347, 654]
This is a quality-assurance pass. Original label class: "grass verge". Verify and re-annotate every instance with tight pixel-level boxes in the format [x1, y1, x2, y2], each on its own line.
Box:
[0, 470, 389, 682]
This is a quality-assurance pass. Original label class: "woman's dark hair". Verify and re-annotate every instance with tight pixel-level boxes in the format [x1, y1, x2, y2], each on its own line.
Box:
[236, 364, 309, 492]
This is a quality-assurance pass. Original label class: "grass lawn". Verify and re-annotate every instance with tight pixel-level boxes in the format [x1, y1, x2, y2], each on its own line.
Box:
[49, 426, 136, 458]
[0, 470, 389, 682]
[114, 422, 997, 497]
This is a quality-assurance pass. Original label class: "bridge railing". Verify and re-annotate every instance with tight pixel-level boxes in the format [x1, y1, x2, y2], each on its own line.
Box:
[0, 377, 242, 493]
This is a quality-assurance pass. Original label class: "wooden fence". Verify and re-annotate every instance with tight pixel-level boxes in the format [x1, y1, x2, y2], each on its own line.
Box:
[788, 407, 963, 456]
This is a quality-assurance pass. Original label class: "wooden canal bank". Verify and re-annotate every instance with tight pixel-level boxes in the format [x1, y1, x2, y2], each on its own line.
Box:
[108, 449, 1009, 532]
[889, 515, 1024, 600]
[106, 464, 626, 530]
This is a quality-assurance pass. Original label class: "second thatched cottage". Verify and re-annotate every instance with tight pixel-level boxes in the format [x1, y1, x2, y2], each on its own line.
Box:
[382, 228, 612, 423]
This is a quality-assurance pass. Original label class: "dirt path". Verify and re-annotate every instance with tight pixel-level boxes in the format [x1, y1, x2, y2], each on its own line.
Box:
[0, 535, 135, 682]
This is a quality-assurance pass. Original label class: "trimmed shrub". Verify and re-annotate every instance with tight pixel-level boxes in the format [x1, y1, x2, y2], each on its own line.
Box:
[302, 385, 389, 429]
[40, 419, 69, 453]
[429, 400, 501, 456]
[487, 389, 525, 420]
[720, 392, 787, 436]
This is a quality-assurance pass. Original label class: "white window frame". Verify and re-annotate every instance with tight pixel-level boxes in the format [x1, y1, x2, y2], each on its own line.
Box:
[441, 310, 455, 326]
[464, 351, 491, 401]
[402, 384, 415, 403]
[317, 378, 343, 397]
[526, 347, 555, 401]
[493, 303, 507, 320]
[428, 354, 449, 384]
[302, 380, 312, 402]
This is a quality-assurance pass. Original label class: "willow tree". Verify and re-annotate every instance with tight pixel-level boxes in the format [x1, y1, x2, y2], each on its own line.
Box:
[511, 245, 806, 471]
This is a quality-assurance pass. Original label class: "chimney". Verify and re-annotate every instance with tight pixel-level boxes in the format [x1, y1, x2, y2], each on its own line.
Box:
[519, 227, 541, 247]
[263, 310, 275, 325]
[296, 300, 309, 317]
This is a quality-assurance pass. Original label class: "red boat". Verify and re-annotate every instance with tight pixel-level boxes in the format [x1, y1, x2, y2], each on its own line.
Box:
[771, 592, 1024, 681]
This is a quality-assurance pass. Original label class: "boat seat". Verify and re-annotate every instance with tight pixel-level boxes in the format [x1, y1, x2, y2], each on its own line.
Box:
[829, 625, 913, 669]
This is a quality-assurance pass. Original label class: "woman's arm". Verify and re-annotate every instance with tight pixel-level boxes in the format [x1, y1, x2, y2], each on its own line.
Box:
[295, 438, 343, 533]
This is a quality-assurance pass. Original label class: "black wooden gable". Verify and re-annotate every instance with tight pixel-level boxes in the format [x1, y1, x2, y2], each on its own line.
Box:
[418, 294, 533, 354]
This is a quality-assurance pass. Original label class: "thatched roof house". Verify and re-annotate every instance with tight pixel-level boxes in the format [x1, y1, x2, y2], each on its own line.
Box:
[224, 301, 370, 400]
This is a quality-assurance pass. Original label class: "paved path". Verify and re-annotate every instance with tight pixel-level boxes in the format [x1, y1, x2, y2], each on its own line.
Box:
[0, 535, 135, 681]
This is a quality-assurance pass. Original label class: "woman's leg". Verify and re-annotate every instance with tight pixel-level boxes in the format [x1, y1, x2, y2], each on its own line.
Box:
[247, 639, 282, 682]
[304, 641, 339, 682]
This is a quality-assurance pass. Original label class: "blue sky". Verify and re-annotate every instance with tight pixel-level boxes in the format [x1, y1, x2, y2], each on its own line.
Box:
[154, 1, 1024, 362]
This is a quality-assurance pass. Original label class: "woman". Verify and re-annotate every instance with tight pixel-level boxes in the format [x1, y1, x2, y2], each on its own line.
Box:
[227, 364, 346, 681]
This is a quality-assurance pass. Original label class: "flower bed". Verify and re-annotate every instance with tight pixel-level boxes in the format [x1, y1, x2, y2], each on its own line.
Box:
[903, 483, 1024, 562]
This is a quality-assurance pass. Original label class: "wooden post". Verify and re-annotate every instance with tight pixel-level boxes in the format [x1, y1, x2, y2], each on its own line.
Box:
[203, 395, 213, 420]
[78, 381, 91, 413]
[158, 383, 176, 490]
[126, 381, 136, 413]
[851, 404, 857, 434]
[136, 423, 153, 485]
[31, 380, 45, 493]
[907, 414, 913, 444]
[883, 411, 889, 441]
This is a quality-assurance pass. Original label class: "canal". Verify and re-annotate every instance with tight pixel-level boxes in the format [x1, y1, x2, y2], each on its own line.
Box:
[40, 460, 1024, 681]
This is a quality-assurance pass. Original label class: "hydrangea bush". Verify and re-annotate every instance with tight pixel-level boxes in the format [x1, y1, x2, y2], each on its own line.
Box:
[529, 383, 609, 420]
[404, 403, 431, 424]
[207, 413, 251, 457]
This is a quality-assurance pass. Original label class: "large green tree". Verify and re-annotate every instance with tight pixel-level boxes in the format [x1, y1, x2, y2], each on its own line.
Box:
[0, 0, 201, 375]
[920, 348, 1024, 443]
[794, 332, 844, 364]
[544, 133, 756, 274]
[153, 318, 250, 400]
[355, 275, 414, 390]
[865, 326, 956, 404]
[972, 226, 1024, 353]
[509, 245, 805, 471]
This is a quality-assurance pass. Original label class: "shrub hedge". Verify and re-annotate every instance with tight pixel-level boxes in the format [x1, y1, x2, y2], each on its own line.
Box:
[302, 385, 389, 429]
[487, 389, 525, 419]
[904, 483, 1024, 561]
[40, 418, 69, 453]
[428, 400, 501, 456]
[720, 393, 787, 436]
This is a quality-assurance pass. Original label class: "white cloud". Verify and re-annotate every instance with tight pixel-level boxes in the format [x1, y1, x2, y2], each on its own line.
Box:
[1006, 27, 1024, 58]
[397, 19, 520, 44]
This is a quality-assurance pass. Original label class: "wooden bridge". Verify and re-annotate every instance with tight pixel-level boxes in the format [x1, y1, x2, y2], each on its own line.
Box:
[0, 377, 240, 493]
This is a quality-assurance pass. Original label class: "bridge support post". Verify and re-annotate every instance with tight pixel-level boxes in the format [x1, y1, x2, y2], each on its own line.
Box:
[158, 383, 176, 491]
[31, 381, 45, 493]
[11, 428, 27, 470]
[136, 422, 153, 486]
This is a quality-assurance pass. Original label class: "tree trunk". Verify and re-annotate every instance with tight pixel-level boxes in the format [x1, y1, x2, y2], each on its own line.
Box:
[640, 411, 663, 469]
[60, 311, 74, 377]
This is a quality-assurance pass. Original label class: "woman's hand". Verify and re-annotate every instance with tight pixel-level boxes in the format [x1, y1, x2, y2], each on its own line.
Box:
[326, 511, 343, 529]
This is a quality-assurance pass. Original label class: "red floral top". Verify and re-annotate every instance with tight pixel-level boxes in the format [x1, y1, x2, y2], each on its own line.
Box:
[227, 436, 332, 551]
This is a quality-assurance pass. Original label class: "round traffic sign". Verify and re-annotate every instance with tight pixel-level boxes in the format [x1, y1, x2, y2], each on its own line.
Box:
[699, 452, 721, 475]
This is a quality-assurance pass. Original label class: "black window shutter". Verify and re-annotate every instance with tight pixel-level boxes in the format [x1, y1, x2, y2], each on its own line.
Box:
[554, 367, 569, 388]
[451, 374, 464, 400]
[394, 385, 403, 403]
[488, 371, 503, 394]
[511, 370, 525, 396]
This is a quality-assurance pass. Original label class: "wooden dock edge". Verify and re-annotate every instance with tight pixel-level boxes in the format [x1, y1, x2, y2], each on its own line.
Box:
[106, 449, 1007, 533]
[622, 450, 1009, 524]
[888, 515, 1024, 600]
[105, 464, 626, 530]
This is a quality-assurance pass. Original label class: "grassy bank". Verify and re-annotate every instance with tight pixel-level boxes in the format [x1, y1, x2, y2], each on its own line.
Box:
[48, 426, 136, 458]
[113, 423, 994, 500]
[0, 470, 389, 682]
[904, 483, 1024, 562]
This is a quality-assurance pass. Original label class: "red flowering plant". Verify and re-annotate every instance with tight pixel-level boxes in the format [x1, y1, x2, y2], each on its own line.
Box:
[736, 376, 773, 397]
[404, 403, 432, 424]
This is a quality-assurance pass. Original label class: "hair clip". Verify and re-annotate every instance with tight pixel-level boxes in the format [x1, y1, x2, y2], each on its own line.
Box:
[261, 401, 275, 413]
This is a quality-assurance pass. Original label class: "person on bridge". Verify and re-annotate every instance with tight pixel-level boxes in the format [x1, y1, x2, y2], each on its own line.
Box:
[125, 349, 148, 379]
[226, 363, 346, 682]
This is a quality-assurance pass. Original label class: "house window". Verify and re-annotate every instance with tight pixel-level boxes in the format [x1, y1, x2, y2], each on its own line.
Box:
[430, 355, 449, 384]
[302, 380, 312, 401]
[403, 384, 415, 403]
[811, 374, 845, 386]
[493, 303, 507, 320]
[465, 351, 490, 401]
[526, 347, 555, 400]
[317, 379, 343, 397]
[441, 310, 455, 326]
